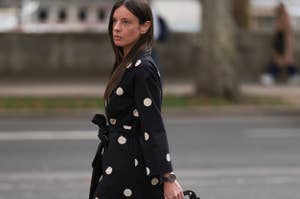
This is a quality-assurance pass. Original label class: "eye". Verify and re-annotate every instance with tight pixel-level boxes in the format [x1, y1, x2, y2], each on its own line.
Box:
[112, 18, 117, 24]
[122, 19, 130, 24]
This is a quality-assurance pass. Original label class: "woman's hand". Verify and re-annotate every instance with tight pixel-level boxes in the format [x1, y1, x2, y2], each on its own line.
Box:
[164, 179, 184, 199]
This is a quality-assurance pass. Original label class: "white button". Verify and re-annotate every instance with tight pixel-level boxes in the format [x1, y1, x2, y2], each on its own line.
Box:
[123, 125, 132, 130]
[126, 62, 132, 69]
[116, 87, 124, 96]
[144, 132, 149, 141]
[118, 136, 127, 144]
[146, 167, 150, 176]
[95, 197, 99, 199]
[134, 158, 138, 167]
[105, 166, 113, 175]
[135, 59, 142, 67]
[101, 147, 104, 155]
[98, 175, 103, 182]
[166, 153, 171, 162]
[133, 109, 139, 117]
[143, 98, 152, 107]
[109, 118, 116, 125]
[123, 188, 133, 197]
[151, 177, 159, 186]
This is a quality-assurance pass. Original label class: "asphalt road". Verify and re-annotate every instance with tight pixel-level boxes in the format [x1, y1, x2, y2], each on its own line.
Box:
[0, 114, 300, 199]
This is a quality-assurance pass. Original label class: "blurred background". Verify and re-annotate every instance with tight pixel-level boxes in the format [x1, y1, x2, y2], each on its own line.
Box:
[0, 0, 300, 199]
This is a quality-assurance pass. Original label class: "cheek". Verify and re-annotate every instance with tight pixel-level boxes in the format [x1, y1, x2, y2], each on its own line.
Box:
[126, 27, 141, 41]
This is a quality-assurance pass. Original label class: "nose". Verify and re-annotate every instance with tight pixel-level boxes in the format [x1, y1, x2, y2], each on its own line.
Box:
[113, 21, 121, 32]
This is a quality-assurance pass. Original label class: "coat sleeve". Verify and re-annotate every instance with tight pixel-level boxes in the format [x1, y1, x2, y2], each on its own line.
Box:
[133, 64, 173, 177]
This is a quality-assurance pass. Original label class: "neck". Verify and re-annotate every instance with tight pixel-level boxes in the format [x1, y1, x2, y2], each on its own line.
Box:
[123, 45, 133, 58]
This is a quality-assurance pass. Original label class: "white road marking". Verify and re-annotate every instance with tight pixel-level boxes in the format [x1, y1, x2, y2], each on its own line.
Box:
[0, 131, 96, 141]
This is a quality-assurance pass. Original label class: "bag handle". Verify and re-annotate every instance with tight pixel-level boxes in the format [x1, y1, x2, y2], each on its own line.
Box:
[183, 190, 200, 199]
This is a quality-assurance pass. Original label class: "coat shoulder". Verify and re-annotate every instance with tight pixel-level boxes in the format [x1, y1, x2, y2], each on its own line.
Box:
[131, 57, 159, 80]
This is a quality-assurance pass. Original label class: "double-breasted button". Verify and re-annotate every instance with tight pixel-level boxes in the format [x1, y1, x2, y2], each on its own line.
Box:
[143, 98, 152, 107]
[123, 188, 133, 197]
[118, 136, 127, 144]
[151, 177, 159, 186]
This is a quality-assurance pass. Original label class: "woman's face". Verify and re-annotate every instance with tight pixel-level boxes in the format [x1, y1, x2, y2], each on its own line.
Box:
[112, 5, 150, 55]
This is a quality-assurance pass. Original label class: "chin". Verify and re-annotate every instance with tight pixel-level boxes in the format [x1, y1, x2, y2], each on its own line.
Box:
[114, 41, 124, 47]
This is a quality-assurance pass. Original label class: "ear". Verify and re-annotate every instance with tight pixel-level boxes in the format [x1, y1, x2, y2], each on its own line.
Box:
[140, 21, 151, 34]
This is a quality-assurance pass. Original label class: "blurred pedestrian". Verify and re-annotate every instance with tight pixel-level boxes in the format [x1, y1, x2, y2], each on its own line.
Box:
[89, 0, 183, 199]
[261, 3, 300, 85]
[147, 0, 170, 79]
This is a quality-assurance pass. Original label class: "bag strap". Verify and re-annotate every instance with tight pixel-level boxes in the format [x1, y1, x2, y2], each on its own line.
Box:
[183, 190, 200, 199]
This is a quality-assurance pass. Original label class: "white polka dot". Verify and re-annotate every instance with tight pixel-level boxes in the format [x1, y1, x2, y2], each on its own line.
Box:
[144, 132, 149, 141]
[143, 98, 152, 107]
[116, 87, 124, 96]
[134, 158, 138, 167]
[109, 118, 116, 125]
[166, 153, 171, 162]
[105, 166, 113, 175]
[123, 125, 132, 130]
[133, 109, 139, 117]
[151, 177, 159, 186]
[126, 62, 132, 69]
[146, 167, 150, 175]
[123, 188, 133, 197]
[157, 71, 161, 77]
[135, 59, 142, 67]
[118, 136, 127, 145]
[101, 147, 105, 155]
[95, 197, 99, 199]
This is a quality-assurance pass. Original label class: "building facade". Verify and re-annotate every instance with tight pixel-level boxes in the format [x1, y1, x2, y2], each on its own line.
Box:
[21, 0, 113, 32]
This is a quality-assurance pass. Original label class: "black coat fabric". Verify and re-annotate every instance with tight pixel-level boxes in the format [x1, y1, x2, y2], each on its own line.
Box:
[90, 53, 173, 199]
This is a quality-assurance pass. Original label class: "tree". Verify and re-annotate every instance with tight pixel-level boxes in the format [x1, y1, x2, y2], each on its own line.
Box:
[196, 0, 241, 100]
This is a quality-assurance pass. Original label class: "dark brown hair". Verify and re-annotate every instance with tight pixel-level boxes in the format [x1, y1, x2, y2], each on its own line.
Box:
[104, 0, 153, 100]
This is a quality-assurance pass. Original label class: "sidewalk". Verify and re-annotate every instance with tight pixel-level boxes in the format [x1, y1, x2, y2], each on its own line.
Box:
[0, 78, 300, 103]
[0, 80, 194, 97]
[0, 78, 300, 117]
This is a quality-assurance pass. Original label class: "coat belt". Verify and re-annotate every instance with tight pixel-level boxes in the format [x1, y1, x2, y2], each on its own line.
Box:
[89, 114, 109, 199]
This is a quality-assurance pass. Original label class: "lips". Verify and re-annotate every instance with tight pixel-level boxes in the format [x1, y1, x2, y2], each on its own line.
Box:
[113, 35, 122, 41]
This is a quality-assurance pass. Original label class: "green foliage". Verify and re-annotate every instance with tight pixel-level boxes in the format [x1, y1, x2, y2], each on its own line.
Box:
[0, 95, 287, 110]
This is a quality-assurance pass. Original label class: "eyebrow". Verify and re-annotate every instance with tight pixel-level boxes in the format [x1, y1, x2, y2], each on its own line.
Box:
[113, 17, 131, 20]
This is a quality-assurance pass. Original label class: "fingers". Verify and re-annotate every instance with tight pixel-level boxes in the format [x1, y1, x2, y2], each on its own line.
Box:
[179, 191, 185, 199]
[164, 191, 184, 199]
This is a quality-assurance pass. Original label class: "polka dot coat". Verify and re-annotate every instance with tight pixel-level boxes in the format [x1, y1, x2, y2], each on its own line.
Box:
[91, 54, 173, 199]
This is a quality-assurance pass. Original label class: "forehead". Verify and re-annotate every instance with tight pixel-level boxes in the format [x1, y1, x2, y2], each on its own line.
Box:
[113, 4, 137, 19]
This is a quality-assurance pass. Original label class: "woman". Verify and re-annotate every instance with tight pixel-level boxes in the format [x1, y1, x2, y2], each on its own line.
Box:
[89, 0, 184, 198]
[261, 3, 299, 85]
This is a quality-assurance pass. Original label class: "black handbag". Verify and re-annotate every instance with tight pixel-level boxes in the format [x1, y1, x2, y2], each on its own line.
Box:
[183, 190, 200, 199]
